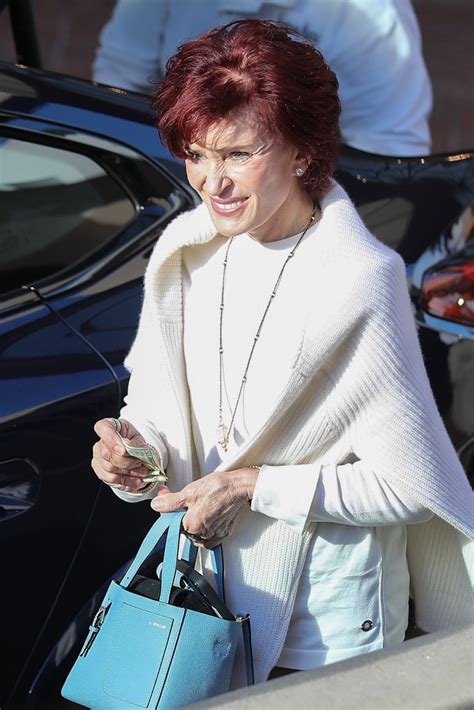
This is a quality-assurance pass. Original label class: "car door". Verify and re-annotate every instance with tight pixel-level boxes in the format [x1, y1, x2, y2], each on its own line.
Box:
[0, 121, 193, 706]
[0, 287, 120, 707]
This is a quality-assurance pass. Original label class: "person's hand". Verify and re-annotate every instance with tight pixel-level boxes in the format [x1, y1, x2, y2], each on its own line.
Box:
[150, 468, 259, 548]
[92, 418, 161, 493]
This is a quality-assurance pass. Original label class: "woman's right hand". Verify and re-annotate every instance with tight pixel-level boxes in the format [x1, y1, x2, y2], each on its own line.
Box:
[91, 418, 152, 493]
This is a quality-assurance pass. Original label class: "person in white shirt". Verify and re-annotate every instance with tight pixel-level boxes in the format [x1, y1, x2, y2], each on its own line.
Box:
[91, 20, 472, 685]
[92, 0, 433, 156]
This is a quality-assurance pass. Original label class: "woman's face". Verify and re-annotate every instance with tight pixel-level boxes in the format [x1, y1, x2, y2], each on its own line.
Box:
[185, 105, 311, 243]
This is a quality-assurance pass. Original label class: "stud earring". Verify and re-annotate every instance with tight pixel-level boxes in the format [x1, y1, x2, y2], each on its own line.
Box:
[294, 167, 304, 177]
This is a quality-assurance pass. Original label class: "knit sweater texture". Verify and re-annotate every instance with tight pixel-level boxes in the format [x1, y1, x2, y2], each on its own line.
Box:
[119, 181, 473, 684]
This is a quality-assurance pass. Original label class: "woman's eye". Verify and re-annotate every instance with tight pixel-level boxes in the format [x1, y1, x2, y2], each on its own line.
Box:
[187, 151, 204, 161]
[230, 151, 251, 161]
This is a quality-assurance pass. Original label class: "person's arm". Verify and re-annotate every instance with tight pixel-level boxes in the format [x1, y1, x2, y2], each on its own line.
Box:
[91, 272, 170, 502]
[251, 460, 432, 534]
[311, 0, 432, 155]
[102, 350, 169, 502]
[149, 457, 432, 546]
[92, 0, 169, 92]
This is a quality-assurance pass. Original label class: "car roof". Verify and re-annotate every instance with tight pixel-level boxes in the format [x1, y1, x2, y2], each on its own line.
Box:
[0, 61, 185, 179]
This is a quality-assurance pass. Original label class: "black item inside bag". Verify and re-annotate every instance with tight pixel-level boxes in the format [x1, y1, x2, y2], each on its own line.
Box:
[128, 559, 235, 621]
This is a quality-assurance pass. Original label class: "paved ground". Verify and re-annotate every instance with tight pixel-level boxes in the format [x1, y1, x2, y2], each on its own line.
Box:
[0, 0, 472, 153]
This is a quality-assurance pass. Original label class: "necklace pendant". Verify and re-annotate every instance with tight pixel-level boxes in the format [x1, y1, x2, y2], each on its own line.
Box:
[217, 421, 229, 451]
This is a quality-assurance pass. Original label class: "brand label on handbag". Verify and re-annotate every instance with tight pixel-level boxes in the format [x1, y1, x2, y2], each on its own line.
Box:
[149, 621, 167, 630]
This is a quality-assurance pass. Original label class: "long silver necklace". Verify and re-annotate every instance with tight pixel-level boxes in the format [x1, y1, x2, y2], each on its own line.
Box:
[217, 205, 319, 451]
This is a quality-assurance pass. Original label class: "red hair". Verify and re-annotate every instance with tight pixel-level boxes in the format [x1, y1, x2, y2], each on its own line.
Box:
[153, 19, 341, 194]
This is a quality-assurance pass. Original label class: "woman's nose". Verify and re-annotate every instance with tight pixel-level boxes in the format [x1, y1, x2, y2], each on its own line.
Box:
[204, 160, 231, 195]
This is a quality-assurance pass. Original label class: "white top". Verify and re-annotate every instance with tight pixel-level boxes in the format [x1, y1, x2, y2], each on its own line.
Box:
[181, 226, 431, 668]
[116, 184, 473, 684]
[183, 230, 311, 469]
[93, 0, 432, 156]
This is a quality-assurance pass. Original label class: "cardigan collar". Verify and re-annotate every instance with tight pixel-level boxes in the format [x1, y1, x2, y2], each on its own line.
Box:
[144, 180, 354, 321]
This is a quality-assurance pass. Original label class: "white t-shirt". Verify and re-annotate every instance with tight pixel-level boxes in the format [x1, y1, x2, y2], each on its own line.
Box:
[93, 0, 432, 155]
[182, 227, 431, 668]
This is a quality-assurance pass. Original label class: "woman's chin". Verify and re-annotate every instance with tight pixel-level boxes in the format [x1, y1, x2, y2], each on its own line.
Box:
[208, 212, 248, 238]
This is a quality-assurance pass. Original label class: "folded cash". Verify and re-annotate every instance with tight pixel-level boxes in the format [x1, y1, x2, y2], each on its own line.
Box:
[118, 435, 168, 484]
[141, 472, 168, 484]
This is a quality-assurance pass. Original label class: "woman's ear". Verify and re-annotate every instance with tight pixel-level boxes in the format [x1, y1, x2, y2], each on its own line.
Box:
[292, 151, 309, 178]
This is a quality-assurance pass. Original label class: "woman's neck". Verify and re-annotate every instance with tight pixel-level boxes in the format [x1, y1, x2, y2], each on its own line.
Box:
[248, 189, 316, 244]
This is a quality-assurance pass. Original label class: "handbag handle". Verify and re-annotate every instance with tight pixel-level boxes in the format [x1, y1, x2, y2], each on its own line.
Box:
[159, 514, 226, 604]
[120, 512, 223, 602]
[159, 511, 187, 602]
[120, 511, 178, 589]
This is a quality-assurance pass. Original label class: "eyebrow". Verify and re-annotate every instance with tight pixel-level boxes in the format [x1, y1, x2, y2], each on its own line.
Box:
[187, 143, 261, 153]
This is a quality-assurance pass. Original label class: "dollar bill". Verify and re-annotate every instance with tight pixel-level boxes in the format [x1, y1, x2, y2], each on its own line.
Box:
[141, 472, 168, 484]
[118, 434, 168, 484]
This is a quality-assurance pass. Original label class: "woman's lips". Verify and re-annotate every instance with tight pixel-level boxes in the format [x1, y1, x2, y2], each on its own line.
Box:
[210, 196, 249, 216]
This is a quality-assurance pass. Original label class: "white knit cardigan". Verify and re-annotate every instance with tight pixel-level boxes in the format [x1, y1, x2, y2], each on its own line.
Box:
[120, 182, 473, 683]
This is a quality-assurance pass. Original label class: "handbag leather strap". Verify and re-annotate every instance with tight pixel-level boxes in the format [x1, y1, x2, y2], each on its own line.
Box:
[160, 512, 185, 602]
[176, 560, 234, 621]
[241, 614, 255, 686]
[180, 535, 226, 602]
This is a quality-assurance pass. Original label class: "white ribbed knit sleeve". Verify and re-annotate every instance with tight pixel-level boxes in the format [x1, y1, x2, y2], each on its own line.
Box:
[120, 299, 162, 442]
[108, 297, 170, 504]
[251, 461, 432, 532]
[340, 250, 472, 537]
[252, 245, 471, 539]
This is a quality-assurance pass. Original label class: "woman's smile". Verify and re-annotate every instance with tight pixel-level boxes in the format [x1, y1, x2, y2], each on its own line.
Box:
[210, 196, 250, 216]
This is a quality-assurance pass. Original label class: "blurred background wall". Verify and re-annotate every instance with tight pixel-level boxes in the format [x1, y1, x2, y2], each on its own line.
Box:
[0, 0, 472, 153]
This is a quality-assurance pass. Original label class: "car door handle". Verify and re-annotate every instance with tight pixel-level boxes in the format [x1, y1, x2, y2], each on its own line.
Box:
[0, 458, 40, 520]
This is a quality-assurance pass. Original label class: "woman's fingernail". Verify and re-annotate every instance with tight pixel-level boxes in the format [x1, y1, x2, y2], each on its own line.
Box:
[114, 446, 125, 455]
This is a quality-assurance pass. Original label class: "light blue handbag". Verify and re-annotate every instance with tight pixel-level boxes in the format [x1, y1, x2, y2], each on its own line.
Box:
[61, 511, 254, 709]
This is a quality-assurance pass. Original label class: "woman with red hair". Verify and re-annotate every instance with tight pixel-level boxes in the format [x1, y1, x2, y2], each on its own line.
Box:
[92, 20, 472, 685]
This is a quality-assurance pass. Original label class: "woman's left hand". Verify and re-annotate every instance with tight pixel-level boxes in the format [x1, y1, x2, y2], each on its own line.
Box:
[150, 468, 259, 548]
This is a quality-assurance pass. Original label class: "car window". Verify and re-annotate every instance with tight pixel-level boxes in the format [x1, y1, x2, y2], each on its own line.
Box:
[0, 136, 136, 294]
